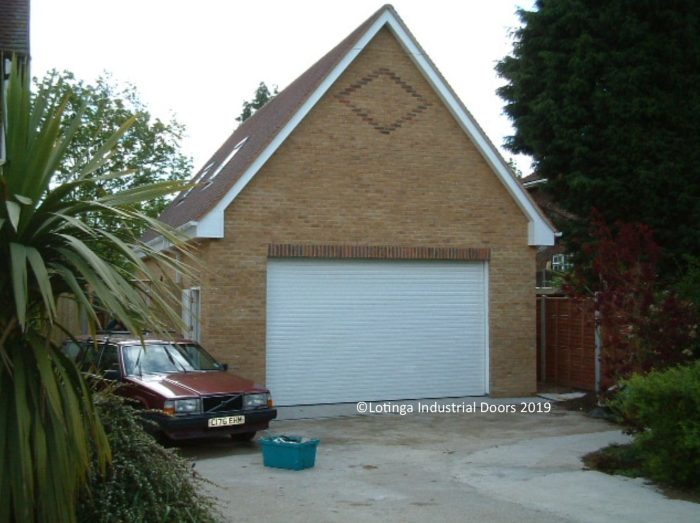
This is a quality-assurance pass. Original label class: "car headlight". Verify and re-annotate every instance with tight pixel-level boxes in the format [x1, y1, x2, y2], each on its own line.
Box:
[243, 393, 270, 409]
[163, 398, 202, 416]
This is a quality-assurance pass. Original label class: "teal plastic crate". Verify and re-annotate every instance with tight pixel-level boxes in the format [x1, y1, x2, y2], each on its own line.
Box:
[260, 435, 320, 470]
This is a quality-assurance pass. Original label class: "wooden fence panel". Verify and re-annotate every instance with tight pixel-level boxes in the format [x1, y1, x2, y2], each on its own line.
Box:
[537, 297, 597, 391]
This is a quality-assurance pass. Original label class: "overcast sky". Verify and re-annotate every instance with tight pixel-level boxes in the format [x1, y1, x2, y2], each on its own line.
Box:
[31, 0, 536, 175]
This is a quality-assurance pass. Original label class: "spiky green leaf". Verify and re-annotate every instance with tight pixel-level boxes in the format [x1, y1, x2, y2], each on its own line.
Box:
[6, 200, 21, 232]
[14, 194, 32, 205]
[9, 243, 28, 328]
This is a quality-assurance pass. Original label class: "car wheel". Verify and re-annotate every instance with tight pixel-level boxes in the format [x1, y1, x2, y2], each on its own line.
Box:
[231, 431, 256, 442]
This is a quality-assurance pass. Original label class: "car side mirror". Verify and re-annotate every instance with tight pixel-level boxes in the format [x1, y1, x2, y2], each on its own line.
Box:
[221, 363, 229, 371]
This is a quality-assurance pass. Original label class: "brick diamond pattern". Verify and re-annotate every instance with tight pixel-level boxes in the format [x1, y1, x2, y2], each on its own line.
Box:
[336, 67, 432, 134]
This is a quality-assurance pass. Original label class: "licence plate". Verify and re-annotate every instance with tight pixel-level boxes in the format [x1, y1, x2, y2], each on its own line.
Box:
[207, 415, 245, 428]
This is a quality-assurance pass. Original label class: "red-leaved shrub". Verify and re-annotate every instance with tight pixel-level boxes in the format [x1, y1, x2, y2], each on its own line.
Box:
[568, 211, 698, 381]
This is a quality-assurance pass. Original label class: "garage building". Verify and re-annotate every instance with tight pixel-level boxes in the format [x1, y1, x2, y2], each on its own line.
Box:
[145, 5, 555, 404]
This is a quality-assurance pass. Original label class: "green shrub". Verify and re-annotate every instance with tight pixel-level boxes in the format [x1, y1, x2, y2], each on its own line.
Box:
[77, 393, 220, 523]
[612, 361, 700, 488]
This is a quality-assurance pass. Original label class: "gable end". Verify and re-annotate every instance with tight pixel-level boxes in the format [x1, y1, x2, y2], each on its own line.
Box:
[149, 6, 555, 250]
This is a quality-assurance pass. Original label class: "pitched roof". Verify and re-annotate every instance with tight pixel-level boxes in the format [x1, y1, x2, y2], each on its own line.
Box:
[146, 4, 555, 246]
[144, 5, 386, 241]
[0, 0, 30, 56]
[520, 172, 547, 187]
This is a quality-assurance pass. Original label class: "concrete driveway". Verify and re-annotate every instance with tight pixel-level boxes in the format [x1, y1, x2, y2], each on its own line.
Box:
[180, 402, 700, 523]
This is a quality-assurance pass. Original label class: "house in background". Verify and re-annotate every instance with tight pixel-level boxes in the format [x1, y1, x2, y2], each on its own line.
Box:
[0, 0, 29, 64]
[1, 0, 30, 163]
[145, 5, 555, 405]
[521, 173, 572, 291]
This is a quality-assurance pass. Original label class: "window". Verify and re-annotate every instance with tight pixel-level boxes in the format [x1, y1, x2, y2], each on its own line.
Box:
[176, 161, 216, 204]
[69, 341, 99, 371]
[98, 344, 120, 373]
[182, 287, 201, 342]
[200, 137, 248, 190]
[175, 252, 182, 284]
[551, 253, 573, 272]
[63, 341, 82, 360]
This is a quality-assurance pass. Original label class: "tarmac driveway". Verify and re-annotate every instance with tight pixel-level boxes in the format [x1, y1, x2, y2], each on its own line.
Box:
[179, 401, 700, 523]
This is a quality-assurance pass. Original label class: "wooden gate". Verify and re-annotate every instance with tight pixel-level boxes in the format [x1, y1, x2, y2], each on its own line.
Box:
[536, 296, 598, 391]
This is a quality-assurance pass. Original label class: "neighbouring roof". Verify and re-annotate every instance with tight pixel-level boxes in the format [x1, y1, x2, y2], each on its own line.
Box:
[520, 174, 576, 223]
[521, 172, 547, 188]
[0, 0, 30, 56]
[146, 4, 555, 247]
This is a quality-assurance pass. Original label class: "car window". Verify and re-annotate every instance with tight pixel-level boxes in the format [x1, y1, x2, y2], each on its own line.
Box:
[81, 343, 100, 370]
[176, 343, 222, 371]
[62, 341, 99, 371]
[98, 344, 120, 373]
[62, 341, 82, 360]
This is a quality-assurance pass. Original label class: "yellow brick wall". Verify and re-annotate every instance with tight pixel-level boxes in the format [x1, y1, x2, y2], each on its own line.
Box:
[143, 241, 209, 336]
[198, 28, 536, 396]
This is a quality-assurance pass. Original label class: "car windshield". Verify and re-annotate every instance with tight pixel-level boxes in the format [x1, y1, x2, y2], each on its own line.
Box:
[122, 343, 222, 376]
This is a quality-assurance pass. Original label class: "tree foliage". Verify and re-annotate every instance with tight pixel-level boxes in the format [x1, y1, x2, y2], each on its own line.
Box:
[34, 70, 192, 236]
[235, 81, 278, 123]
[0, 58, 193, 522]
[497, 0, 700, 275]
[567, 212, 698, 381]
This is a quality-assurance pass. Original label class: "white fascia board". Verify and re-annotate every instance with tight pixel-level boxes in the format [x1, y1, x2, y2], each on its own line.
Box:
[180, 220, 199, 238]
[195, 9, 554, 247]
[196, 210, 224, 238]
[529, 220, 556, 246]
[138, 235, 170, 258]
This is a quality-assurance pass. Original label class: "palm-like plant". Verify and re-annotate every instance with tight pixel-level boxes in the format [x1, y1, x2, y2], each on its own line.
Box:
[0, 59, 193, 522]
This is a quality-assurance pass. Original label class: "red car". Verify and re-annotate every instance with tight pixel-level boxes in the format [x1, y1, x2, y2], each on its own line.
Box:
[62, 334, 277, 441]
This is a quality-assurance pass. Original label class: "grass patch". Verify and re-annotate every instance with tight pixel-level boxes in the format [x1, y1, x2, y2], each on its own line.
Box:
[583, 444, 644, 478]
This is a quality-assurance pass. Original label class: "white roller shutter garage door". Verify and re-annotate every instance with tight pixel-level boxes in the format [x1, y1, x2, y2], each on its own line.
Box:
[266, 259, 489, 406]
